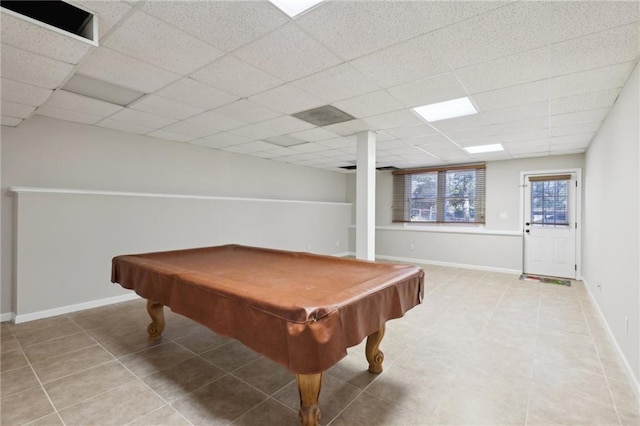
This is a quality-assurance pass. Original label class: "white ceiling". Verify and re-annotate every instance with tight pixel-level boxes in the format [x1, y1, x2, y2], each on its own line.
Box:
[1, 1, 639, 172]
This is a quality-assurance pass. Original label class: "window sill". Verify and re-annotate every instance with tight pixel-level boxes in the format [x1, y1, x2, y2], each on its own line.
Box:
[349, 223, 521, 237]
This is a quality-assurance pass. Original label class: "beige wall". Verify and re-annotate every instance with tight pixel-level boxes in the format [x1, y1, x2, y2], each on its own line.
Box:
[583, 61, 639, 388]
[1, 116, 348, 317]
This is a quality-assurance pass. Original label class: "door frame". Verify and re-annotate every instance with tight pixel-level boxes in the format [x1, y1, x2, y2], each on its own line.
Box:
[519, 168, 582, 279]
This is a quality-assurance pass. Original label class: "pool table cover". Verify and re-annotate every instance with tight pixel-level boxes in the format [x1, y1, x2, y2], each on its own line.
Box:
[111, 244, 424, 374]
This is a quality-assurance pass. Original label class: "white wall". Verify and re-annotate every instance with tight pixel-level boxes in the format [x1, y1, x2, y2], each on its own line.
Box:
[1, 116, 349, 318]
[347, 154, 585, 271]
[583, 61, 639, 387]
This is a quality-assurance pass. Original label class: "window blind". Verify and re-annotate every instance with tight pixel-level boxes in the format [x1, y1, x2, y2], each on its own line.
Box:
[392, 163, 486, 224]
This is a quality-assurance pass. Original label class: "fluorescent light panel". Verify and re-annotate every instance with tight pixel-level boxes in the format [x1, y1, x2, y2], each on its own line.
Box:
[269, 0, 324, 17]
[413, 97, 477, 122]
[62, 74, 145, 106]
[464, 143, 504, 154]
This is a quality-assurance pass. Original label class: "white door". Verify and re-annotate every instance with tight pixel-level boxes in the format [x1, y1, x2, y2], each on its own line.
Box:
[523, 173, 577, 279]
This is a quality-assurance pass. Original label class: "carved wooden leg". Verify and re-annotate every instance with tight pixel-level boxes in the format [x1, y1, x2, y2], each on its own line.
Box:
[296, 373, 323, 426]
[365, 324, 386, 374]
[146, 300, 165, 341]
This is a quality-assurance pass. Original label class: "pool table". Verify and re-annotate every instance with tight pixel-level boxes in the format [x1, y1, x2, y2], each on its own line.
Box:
[111, 244, 424, 425]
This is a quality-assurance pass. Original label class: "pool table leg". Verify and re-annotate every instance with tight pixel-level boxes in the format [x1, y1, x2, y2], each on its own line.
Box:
[296, 372, 322, 426]
[146, 300, 165, 341]
[366, 324, 386, 374]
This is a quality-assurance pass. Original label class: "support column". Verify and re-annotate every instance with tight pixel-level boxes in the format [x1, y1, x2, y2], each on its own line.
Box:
[356, 131, 376, 260]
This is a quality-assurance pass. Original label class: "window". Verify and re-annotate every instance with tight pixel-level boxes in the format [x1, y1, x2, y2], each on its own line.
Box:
[393, 163, 486, 224]
[529, 175, 570, 225]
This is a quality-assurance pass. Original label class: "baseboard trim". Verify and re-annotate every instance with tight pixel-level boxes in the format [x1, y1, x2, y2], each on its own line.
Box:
[13, 293, 140, 324]
[369, 253, 521, 275]
[582, 277, 640, 401]
[0, 312, 14, 322]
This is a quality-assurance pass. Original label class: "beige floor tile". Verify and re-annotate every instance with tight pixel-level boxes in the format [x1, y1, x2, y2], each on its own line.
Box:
[364, 365, 450, 417]
[1, 348, 29, 372]
[233, 356, 295, 395]
[1, 365, 40, 397]
[13, 317, 83, 347]
[44, 360, 137, 409]
[173, 328, 231, 354]
[128, 404, 192, 426]
[57, 380, 164, 425]
[142, 355, 225, 401]
[618, 407, 640, 426]
[608, 377, 640, 414]
[162, 311, 209, 340]
[0, 385, 54, 425]
[331, 391, 436, 426]
[27, 413, 65, 425]
[325, 349, 381, 389]
[22, 331, 96, 364]
[66, 304, 119, 330]
[200, 340, 262, 372]
[119, 341, 194, 377]
[528, 383, 619, 425]
[230, 399, 298, 426]
[273, 374, 362, 425]
[31, 344, 113, 384]
[88, 326, 162, 358]
[1, 333, 20, 354]
[525, 413, 560, 425]
[172, 375, 267, 425]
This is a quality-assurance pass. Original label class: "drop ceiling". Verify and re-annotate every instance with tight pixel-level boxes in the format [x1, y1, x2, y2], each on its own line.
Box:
[1, 1, 639, 172]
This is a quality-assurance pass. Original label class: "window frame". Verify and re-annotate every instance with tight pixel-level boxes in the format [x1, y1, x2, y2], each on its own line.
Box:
[392, 163, 486, 224]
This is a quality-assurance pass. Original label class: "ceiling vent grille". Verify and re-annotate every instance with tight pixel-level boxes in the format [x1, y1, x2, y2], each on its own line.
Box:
[339, 165, 400, 171]
[1, 0, 97, 45]
[292, 105, 355, 127]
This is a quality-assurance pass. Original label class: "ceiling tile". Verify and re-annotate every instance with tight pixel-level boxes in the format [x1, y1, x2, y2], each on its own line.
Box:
[482, 101, 549, 125]
[350, 32, 451, 89]
[323, 119, 372, 136]
[296, 1, 454, 60]
[155, 78, 238, 110]
[2, 100, 35, 119]
[501, 129, 551, 144]
[97, 118, 155, 135]
[142, 0, 287, 52]
[46, 90, 123, 117]
[79, 47, 181, 93]
[456, 47, 549, 94]
[213, 99, 281, 124]
[388, 73, 468, 108]
[292, 63, 380, 104]
[363, 110, 425, 130]
[333, 90, 404, 118]
[36, 105, 103, 124]
[147, 129, 193, 143]
[316, 137, 355, 149]
[551, 89, 620, 116]
[1, 116, 22, 126]
[191, 55, 283, 98]
[231, 124, 281, 140]
[472, 80, 550, 112]
[258, 115, 314, 134]
[503, 139, 550, 155]
[385, 124, 437, 139]
[551, 62, 633, 99]
[551, 24, 639, 77]
[403, 134, 450, 147]
[108, 108, 177, 129]
[491, 117, 549, 136]
[73, 1, 133, 37]
[233, 23, 342, 81]
[1, 12, 92, 64]
[1, 44, 74, 89]
[103, 11, 224, 75]
[434, 2, 552, 69]
[431, 113, 489, 132]
[130, 95, 204, 120]
[226, 140, 281, 154]
[1, 78, 52, 106]
[193, 132, 252, 149]
[551, 123, 601, 138]
[186, 110, 246, 131]
[249, 85, 323, 115]
[290, 127, 339, 142]
[549, 134, 592, 147]
[551, 108, 609, 128]
[160, 121, 218, 139]
[265, 134, 306, 147]
[551, 1, 640, 43]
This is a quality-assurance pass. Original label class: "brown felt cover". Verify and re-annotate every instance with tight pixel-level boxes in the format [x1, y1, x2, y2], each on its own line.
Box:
[111, 244, 424, 374]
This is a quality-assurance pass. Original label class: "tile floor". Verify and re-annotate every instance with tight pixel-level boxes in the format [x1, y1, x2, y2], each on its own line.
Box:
[1, 265, 639, 425]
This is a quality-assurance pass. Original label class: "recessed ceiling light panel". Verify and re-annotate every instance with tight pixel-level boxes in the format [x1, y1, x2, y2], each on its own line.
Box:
[62, 74, 145, 106]
[464, 143, 504, 154]
[413, 97, 478, 122]
[269, 0, 324, 18]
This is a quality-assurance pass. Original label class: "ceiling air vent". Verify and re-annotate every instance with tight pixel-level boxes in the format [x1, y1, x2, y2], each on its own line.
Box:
[339, 165, 400, 171]
[1, 0, 97, 45]
[292, 105, 355, 127]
